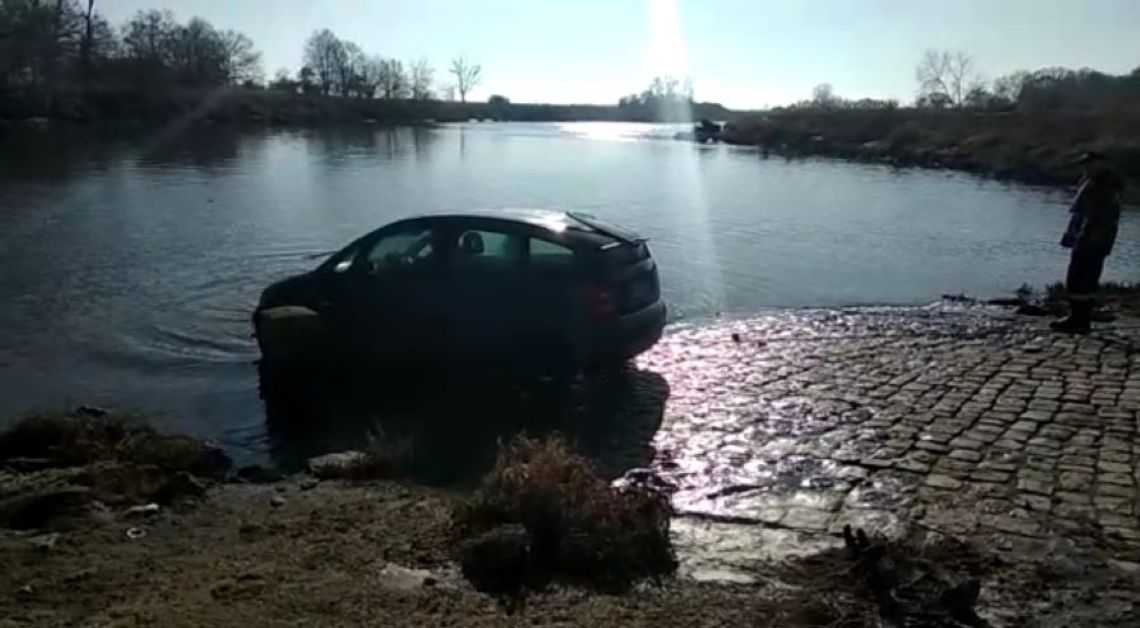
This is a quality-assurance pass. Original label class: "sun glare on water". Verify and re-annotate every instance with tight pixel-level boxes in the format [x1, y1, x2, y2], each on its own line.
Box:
[645, 0, 724, 311]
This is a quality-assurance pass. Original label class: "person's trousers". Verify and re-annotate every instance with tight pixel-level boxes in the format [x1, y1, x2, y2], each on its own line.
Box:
[1065, 249, 1107, 300]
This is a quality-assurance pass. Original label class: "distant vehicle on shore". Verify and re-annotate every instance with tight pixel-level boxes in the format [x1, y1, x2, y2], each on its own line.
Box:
[674, 119, 723, 143]
[254, 210, 666, 379]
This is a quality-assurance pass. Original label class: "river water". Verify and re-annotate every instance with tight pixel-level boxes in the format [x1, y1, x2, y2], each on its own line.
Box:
[1, 122, 1137, 461]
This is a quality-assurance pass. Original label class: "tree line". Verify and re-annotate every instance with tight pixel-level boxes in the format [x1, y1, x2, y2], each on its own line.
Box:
[1, 2, 260, 96]
[801, 49, 1140, 113]
[272, 28, 482, 103]
[0, 1, 486, 118]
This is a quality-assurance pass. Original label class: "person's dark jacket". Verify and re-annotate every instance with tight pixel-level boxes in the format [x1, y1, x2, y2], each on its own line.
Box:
[1061, 169, 1124, 256]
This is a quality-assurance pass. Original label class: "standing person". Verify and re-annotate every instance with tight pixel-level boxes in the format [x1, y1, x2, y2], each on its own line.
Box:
[1051, 151, 1125, 333]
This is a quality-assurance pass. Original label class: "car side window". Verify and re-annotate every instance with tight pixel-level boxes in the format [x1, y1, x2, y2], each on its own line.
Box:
[529, 238, 576, 273]
[362, 226, 436, 274]
[453, 229, 525, 272]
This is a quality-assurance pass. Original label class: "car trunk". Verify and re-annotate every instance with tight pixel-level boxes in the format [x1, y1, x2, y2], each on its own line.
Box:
[600, 240, 660, 315]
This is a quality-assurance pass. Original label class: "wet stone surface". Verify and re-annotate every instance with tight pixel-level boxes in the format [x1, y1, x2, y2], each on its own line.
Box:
[637, 306, 1140, 581]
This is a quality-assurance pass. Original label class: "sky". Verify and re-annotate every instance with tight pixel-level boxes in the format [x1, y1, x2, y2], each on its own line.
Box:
[100, 0, 1140, 108]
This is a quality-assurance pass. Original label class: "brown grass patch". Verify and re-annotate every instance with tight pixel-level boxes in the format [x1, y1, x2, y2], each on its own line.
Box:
[0, 410, 231, 479]
[453, 435, 676, 594]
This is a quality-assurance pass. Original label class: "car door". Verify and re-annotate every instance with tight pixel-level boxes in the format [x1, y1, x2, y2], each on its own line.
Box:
[441, 223, 528, 363]
[325, 222, 450, 363]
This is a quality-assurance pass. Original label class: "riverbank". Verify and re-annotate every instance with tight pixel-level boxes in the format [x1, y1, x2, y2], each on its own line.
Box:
[0, 86, 736, 127]
[0, 410, 960, 627]
[720, 108, 1140, 199]
[5, 306, 1140, 626]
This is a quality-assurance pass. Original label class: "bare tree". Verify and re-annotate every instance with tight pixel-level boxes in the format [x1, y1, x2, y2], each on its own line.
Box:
[336, 40, 363, 96]
[916, 49, 984, 108]
[303, 29, 342, 95]
[449, 56, 481, 102]
[376, 58, 408, 99]
[359, 55, 385, 98]
[811, 82, 837, 107]
[409, 57, 433, 99]
[218, 30, 261, 84]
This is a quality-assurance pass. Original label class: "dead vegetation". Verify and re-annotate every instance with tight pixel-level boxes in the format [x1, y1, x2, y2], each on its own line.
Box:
[0, 408, 231, 478]
[453, 435, 676, 599]
[747, 526, 1001, 627]
[0, 409, 231, 528]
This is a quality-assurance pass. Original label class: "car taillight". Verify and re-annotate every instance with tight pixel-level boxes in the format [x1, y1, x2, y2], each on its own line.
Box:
[585, 283, 616, 319]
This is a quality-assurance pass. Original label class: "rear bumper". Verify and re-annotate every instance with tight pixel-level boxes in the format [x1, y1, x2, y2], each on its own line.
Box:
[586, 300, 667, 363]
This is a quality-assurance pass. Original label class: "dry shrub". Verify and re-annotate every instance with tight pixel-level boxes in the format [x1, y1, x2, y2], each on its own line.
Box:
[453, 435, 676, 593]
[750, 530, 1000, 627]
[0, 411, 231, 479]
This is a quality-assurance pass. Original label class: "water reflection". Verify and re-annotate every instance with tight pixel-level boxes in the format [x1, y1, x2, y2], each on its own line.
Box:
[136, 125, 242, 169]
[258, 364, 669, 485]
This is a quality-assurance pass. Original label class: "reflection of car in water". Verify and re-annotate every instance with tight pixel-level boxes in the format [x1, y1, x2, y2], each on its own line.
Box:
[258, 362, 671, 484]
[254, 209, 666, 377]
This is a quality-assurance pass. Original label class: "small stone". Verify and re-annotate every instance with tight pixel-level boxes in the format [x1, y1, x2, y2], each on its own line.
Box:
[948, 437, 984, 450]
[1058, 472, 1093, 492]
[1108, 559, 1140, 574]
[1053, 491, 1092, 505]
[915, 441, 950, 454]
[991, 516, 1041, 537]
[1098, 483, 1136, 498]
[1097, 460, 1132, 474]
[925, 474, 963, 490]
[949, 449, 983, 463]
[377, 563, 436, 591]
[270, 495, 286, 508]
[30, 533, 59, 552]
[306, 451, 367, 480]
[300, 479, 319, 491]
[1017, 478, 1053, 496]
[781, 507, 833, 530]
[970, 470, 1011, 484]
[895, 458, 932, 474]
[125, 503, 161, 518]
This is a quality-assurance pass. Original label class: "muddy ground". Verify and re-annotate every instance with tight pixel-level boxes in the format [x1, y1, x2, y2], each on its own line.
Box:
[1, 466, 1137, 627]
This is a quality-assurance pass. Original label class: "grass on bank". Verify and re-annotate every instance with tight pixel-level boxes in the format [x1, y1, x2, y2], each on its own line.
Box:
[0, 409, 230, 479]
[0, 409, 231, 514]
[453, 435, 676, 597]
[1020, 281, 1140, 317]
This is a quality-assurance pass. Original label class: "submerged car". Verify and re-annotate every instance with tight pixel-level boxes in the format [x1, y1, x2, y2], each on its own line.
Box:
[254, 210, 666, 376]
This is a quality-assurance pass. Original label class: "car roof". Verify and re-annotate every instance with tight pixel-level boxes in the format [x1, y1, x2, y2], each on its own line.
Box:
[417, 208, 576, 230]
[399, 209, 643, 246]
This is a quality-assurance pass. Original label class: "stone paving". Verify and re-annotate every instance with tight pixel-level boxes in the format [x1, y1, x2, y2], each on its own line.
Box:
[635, 306, 1140, 579]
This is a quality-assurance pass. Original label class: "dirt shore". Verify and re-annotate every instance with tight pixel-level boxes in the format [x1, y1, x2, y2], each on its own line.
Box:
[0, 472, 851, 628]
[5, 305, 1140, 626]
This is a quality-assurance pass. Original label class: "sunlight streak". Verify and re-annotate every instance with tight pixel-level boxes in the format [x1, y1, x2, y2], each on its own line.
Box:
[645, 0, 725, 311]
[647, 0, 688, 79]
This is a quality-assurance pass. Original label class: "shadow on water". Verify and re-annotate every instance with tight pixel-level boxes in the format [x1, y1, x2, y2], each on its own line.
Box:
[258, 363, 669, 486]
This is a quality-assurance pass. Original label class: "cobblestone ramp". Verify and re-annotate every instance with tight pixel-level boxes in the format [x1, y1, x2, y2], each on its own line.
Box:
[636, 307, 1140, 594]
